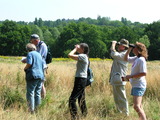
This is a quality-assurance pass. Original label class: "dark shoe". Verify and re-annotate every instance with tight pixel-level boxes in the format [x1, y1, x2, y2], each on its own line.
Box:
[71, 115, 79, 120]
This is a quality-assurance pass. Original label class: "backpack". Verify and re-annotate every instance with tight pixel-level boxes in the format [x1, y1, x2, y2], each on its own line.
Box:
[86, 60, 94, 86]
[45, 45, 52, 64]
[39, 41, 52, 64]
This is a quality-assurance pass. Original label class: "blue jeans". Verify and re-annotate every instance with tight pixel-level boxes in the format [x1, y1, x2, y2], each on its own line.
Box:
[26, 79, 43, 112]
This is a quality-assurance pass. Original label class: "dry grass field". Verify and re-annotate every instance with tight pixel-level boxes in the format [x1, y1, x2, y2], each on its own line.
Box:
[0, 57, 160, 120]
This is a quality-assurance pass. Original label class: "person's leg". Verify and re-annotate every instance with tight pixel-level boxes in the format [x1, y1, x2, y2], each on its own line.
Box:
[41, 68, 47, 99]
[35, 80, 43, 110]
[112, 85, 119, 112]
[78, 78, 87, 116]
[112, 85, 129, 115]
[78, 90, 87, 117]
[26, 80, 37, 113]
[133, 96, 146, 120]
[69, 78, 86, 120]
[69, 79, 79, 119]
[41, 82, 46, 99]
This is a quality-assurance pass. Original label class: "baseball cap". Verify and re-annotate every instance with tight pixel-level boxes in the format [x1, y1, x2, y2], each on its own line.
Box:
[30, 34, 40, 40]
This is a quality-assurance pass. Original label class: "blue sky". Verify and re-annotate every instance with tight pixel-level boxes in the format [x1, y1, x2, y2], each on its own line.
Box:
[0, 0, 159, 23]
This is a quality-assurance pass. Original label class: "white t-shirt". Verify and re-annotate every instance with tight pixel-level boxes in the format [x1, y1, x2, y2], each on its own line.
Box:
[128, 56, 147, 88]
[75, 54, 88, 78]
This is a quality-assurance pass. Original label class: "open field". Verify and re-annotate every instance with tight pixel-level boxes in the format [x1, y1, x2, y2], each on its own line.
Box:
[0, 57, 160, 120]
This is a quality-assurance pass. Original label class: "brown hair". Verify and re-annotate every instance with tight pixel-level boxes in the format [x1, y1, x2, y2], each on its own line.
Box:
[135, 42, 148, 59]
[80, 43, 89, 55]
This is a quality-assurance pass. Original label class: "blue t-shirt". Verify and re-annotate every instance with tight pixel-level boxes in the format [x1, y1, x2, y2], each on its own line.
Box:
[27, 51, 44, 80]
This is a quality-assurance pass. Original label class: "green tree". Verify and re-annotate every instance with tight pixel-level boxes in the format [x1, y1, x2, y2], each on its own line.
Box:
[43, 29, 56, 57]
[80, 24, 105, 57]
[63, 38, 80, 57]
[57, 22, 108, 58]
[19, 25, 32, 55]
[109, 20, 124, 27]
[34, 18, 38, 26]
[112, 26, 139, 43]
[121, 17, 132, 26]
[1, 20, 18, 33]
[0, 17, 149, 58]
[49, 27, 60, 39]
[43, 29, 52, 43]
[30, 25, 44, 41]
[91, 40, 107, 58]
[139, 35, 150, 48]
[0, 20, 26, 56]
[38, 18, 43, 27]
[64, 38, 80, 50]
[121, 17, 127, 25]
[145, 21, 160, 60]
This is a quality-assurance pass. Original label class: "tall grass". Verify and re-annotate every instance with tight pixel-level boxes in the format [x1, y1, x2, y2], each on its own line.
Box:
[0, 58, 160, 120]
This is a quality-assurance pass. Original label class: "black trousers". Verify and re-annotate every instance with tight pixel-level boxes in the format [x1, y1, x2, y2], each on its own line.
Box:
[69, 77, 87, 119]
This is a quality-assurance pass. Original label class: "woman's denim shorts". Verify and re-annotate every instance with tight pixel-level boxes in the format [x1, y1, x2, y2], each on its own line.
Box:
[131, 87, 146, 96]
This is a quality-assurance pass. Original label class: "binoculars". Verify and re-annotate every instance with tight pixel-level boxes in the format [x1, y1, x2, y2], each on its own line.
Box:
[129, 44, 135, 48]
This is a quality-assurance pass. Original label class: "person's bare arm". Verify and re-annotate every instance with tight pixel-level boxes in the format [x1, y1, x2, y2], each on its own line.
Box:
[68, 45, 79, 60]
[24, 64, 31, 71]
[126, 73, 146, 80]
[124, 47, 132, 61]
[110, 41, 117, 51]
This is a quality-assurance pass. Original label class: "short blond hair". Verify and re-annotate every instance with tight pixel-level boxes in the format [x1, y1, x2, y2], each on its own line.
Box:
[26, 43, 37, 51]
[135, 42, 148, 59]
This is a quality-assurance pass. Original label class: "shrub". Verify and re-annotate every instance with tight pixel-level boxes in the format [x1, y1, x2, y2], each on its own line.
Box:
[0, 86, 25, 109]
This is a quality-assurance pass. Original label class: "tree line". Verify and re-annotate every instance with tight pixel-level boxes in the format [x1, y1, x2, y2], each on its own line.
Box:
[0, 16, 159, 60]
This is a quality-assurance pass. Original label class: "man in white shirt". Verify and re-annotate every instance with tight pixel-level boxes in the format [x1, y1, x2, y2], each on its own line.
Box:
[109, 39, 129, 116]
[30, 34, 48, 98]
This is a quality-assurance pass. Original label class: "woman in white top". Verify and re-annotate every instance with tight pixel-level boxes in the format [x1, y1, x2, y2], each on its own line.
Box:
[124, 42, 148, 120]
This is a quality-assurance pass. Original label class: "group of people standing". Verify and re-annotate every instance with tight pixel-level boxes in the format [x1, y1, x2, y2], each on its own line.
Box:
[22, 34, 148, 120]
[22, 34, 48, 113]
[110, 39, 148, 120]
[68, 39, 148, 120]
